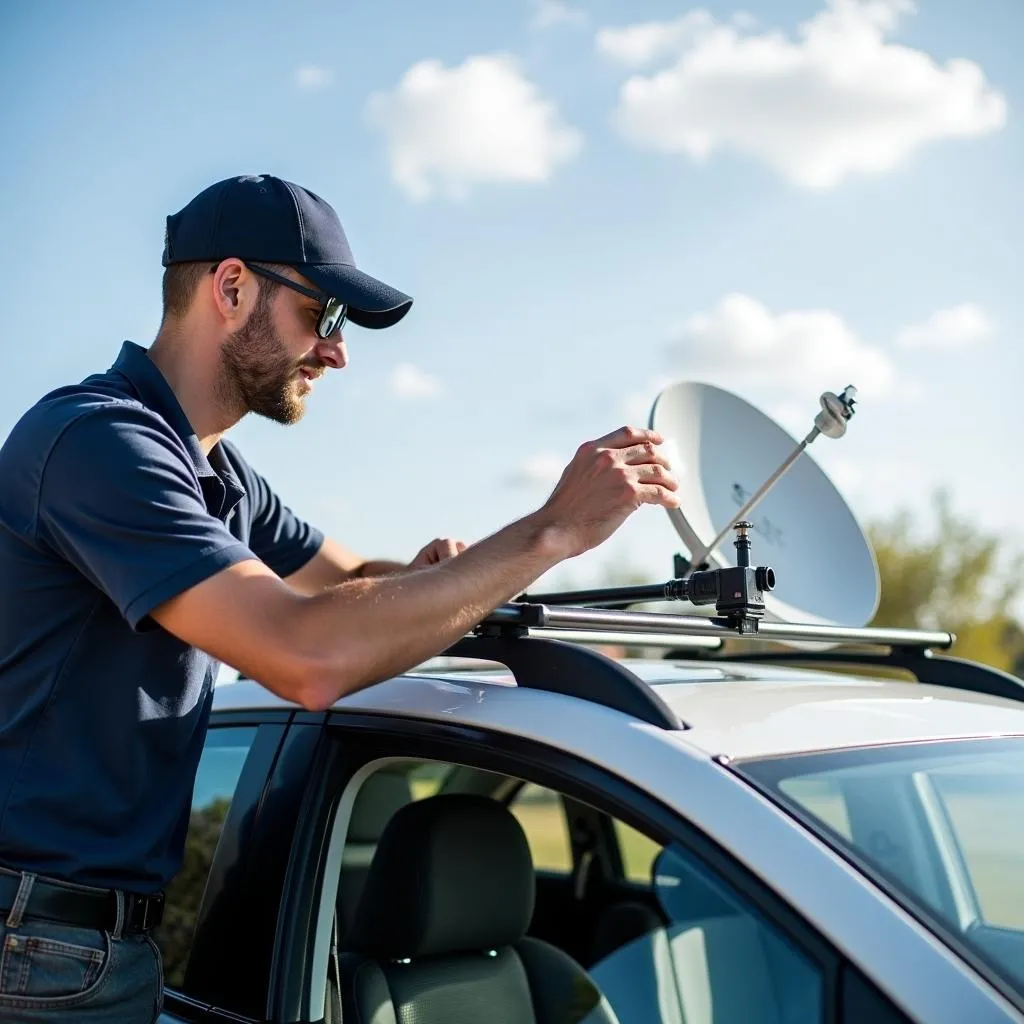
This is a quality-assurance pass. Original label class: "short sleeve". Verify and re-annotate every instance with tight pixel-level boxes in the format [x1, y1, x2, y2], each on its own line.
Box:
[36, 407, 257, 630]
[222, 442, 324, 579]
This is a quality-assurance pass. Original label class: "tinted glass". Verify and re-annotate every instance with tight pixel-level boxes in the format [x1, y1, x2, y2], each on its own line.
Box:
[740, 738, 1024, 997]
[152, 726, 257, 988]
[613, 818, 661, 884]
[407, 762, 451, 800]
[588, 842, 824, 1023]
[510, 783, 572, 873]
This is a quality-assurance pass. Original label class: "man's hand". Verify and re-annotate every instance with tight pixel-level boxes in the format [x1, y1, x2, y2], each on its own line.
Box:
[409, 537, 468, 569]
[534, 425, 679, 559]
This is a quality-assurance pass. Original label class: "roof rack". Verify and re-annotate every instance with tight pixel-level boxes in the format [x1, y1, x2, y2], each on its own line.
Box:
[528, 628, 721, 651]
[481, 601, 956, 650]
[441, 599, 1024, 722]
[446, 633, 682, 730]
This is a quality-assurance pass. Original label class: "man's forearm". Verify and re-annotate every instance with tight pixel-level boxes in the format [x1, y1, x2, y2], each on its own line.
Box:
[355, 558, 408, 578]
[292, 512, 570, 709]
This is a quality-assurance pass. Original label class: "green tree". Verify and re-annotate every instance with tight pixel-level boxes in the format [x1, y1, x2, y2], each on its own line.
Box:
[151, 797, 232, 988]
[868, 490, 1024, 674]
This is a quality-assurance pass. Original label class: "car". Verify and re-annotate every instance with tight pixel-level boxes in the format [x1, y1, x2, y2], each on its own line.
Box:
[149, 597, 1024, 1024]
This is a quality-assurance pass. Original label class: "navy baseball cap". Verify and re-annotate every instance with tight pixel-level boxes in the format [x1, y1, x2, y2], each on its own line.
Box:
[161, 174, 413, 329]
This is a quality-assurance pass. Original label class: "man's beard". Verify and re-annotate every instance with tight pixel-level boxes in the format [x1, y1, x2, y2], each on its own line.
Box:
[218, 296, 314, 425]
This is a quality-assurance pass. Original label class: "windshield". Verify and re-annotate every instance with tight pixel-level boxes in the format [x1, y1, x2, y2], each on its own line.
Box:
[738, 737, 1024, 998]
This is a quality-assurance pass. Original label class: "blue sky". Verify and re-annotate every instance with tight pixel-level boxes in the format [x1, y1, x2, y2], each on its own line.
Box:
[2, 0, 1022, 613]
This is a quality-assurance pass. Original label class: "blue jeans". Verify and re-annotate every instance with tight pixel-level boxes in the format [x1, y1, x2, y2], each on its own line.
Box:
[0, 873, 163, 1023]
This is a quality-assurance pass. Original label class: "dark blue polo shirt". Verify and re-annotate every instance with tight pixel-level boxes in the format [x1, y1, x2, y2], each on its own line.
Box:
[0, 341, 324, 893]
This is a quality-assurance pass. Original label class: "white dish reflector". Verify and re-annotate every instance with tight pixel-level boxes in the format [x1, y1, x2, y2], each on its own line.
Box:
[649, 381, 879, 628]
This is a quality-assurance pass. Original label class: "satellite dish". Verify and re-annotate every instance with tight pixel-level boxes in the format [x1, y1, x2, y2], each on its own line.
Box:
[649, 381, 879, 629]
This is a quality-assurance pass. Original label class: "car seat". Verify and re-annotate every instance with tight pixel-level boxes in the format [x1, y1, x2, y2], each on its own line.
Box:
[338, 793, 621, 1024]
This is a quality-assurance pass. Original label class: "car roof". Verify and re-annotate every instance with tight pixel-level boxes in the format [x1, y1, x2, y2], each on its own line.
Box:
[213, 656, 1024, 760]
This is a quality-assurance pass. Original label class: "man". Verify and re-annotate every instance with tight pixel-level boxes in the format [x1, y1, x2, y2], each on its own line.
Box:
[0, 174, 678, 1021]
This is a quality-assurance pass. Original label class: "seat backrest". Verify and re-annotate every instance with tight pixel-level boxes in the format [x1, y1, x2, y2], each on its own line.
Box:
[339, 793, 620, 1024]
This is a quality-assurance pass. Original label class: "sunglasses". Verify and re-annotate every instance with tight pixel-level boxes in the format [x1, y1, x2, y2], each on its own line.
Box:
[241, 262, 349, 339]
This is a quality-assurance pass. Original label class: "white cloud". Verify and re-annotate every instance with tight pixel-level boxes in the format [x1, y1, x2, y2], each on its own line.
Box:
[507, 453, 566, 489]
[294, 66, 334, 91]
[389, 363, 442, 399]
[531, 0, 588, 31]
[603, 0, 1007, 188]
[597, 11, 714, 67]
[896, 303, 994, 350]
[365, 54, 583, 200]
[668, 293, 897, 399]
[765, 400, 812, 439]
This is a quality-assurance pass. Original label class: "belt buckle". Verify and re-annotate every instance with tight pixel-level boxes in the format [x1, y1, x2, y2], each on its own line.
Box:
[124, 891, 164, 933]
[139, 892, 164, 932]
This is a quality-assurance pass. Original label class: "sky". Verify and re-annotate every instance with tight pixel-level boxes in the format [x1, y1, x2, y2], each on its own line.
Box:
[2, 0, 1022, 622]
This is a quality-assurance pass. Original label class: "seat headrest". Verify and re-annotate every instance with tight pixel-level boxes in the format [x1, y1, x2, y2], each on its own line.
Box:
[348, 794, 534, 960]
[348, 770, 413, 843]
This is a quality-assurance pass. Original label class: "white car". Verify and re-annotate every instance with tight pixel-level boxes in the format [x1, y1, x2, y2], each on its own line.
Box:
[152, 605, 1024, 1024]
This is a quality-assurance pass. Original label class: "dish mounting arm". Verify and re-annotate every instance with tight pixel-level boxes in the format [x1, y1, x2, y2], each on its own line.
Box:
[682, 385, 858, 573]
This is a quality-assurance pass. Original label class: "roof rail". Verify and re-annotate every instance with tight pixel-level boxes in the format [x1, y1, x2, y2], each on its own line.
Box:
[711, 648, 1024, 704]
[444, 634, 682, 730]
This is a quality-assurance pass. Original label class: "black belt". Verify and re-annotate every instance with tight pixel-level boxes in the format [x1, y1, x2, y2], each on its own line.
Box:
[0, 870, 164, 935]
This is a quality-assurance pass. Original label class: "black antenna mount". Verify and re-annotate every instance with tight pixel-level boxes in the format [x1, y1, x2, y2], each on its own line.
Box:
[519, 521, 775, 634]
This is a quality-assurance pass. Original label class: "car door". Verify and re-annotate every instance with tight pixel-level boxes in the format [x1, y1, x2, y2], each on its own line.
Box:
[155, 708, 322, 1024]
[252, 709, 931, 1024]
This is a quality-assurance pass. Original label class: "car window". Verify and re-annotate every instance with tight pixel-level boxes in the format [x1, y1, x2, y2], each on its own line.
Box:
[779, 776, 853, 839]
[509, 783, 573, 873]
[740, 737, 1024, 1001]
[931, 770, 1024, 929]
[613, 819, 662, 884]
[407, 762, 450, 800]
[152, 726, 257, 989]
[590, 842, 825, 1024]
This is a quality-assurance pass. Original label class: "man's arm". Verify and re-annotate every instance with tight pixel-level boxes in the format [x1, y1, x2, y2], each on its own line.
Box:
[284, 536, 466, 595]
[283, 537, 398, 593]
[150, 425, 678, 711]
[152, 512, 565, 710]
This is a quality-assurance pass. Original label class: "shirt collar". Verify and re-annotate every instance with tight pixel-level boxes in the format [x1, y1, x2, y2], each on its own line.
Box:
[112, 341, 214, 476]
[111, 341, 246, 516]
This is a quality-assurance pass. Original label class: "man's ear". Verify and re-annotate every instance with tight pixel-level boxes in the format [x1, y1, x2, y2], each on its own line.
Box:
[210, 259, 251, 326]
